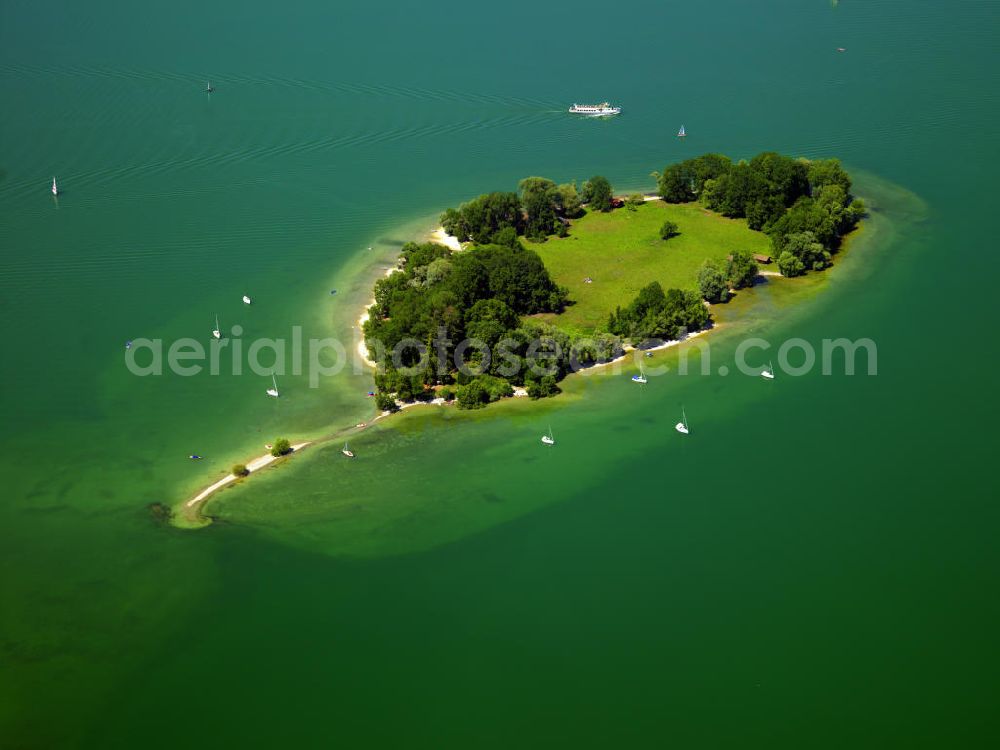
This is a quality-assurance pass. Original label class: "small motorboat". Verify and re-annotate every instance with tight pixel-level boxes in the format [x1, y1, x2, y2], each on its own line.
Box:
[189, 454, 202, 460]
[836, 47, 846, 53]
[125, 340, 132, 350]
[242, 295, 252, 305]
[330, 289, 338, 295]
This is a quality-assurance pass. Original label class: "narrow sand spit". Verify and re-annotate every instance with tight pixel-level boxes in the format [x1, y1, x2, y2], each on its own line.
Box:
[185, 442, 310, 509]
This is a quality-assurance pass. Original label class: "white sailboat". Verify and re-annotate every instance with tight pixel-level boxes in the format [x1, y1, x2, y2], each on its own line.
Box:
[242, 294, 252, 305]
[677, 125, 686, 138]
[761, 360, 775, 380]
[51, 177, 59, 196]
[541, 425, 555, 445]
[675, 407, 690, 435]
[631, 363, 647, 384]
[266, 373, 280, 398]
[212, 315, 221, 340]
[206, 81, 215, 93]
[342, 442, 355, 458]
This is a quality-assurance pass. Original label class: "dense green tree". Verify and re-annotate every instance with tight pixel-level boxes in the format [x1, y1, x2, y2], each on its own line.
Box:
[424, 257, 452, 286]
[745, 194, 786, 231]
[456, 380, 489, 409]
[271, 438, 291, 457]
[490, 226, 520, 249]
[523, 190, 558, 240]
[777, 251, 806, 278]
[232, 464, 249, 477]
[465, 299, 519, 348]
[581, 175, 613, 212]
[447, 254, 491, 308]
[658, 154, 732, 202]
[518, 176, 559, 204]
[402, 241, 451, 269]
[479, 375, 514, 401]
[660, 220, 680, 240]
[374, 393, 398, 412]
[569, 332, 624, 367]
[608, 282, 709, 341]
[748, 152, 810, 206]
[557, 182, 583, 218]
[726, 250, 759, 290]
[702, 162, 770, 218]
[807, 158, 852, 195]
[471, 244, 567, 314]
[781, 230, 830, 272]
[658, 163, 695, 202]
[632, 281, 667, 319]
[526, 374, 561, 399]
[769, 197, 837, 253]
[441, 192, 523, 244]
[698, 260, 730, 303]
[519, 177, 562, 239]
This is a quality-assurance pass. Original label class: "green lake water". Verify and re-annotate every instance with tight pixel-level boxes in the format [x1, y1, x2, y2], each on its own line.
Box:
[2, 0, 999, 746]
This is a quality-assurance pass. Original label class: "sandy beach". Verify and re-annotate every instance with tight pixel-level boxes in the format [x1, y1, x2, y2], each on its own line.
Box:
[429, 226, 464, 252]
[355, 265, 400, 369]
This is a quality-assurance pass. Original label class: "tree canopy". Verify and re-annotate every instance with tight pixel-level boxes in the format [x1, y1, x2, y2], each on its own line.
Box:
[657, 152, 863, 275]
[698, 261, 730, 304]
[726, 250, 759, 290]
[581, 175, 614, 212]
[607, 282, 709, 343]
[441, 192, 524, 244]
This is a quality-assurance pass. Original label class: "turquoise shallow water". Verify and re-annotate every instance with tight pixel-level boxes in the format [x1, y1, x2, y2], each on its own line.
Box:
[2, 0, 999, 746]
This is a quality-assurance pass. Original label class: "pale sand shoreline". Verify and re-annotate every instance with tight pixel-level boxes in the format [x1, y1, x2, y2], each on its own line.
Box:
[429, 226, 464, 252]
[354, 227, 464, 368]
[185, 442, 310, 510]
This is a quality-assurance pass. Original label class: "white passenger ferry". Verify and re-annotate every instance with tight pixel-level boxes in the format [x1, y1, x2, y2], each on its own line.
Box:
[568, 102, 621, 117]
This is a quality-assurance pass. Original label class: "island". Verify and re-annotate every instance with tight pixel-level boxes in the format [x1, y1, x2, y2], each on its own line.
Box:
[361, 152, 865, 411]
[175, 151, 865, 525]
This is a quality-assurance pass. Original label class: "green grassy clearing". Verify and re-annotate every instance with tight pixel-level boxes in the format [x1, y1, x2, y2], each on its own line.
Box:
[530, 201, 772, 333]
